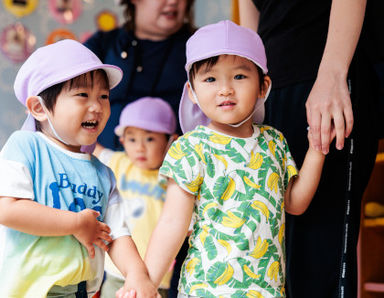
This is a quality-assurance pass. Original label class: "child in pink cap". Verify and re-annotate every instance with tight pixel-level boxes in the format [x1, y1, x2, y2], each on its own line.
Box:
[120, 20, 335, 297]
[94, 97, 178, 298]
[0, 40, 158, 297]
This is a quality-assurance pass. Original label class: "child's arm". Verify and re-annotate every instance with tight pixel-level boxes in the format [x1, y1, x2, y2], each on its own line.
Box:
[284, 147, 325, 215]
[109, 236, 159, 297]
[0, 196, 112, 258]
[145, 179, 195, 288]
[284, 130, 334, 215]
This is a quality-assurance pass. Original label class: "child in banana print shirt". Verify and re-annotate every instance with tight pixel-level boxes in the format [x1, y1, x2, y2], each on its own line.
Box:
[118, 20, 332, 298]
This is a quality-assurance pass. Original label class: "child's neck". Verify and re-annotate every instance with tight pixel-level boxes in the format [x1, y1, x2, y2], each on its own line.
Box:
[208, 120, 254, 138]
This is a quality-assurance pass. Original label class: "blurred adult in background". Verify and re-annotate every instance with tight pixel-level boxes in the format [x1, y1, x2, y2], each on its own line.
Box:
[240, 0, 380, 297]
[85, 0, 195, 150]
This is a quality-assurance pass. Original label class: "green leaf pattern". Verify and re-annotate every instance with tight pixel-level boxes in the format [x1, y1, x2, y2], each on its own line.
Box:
[159, 125, 298, 297]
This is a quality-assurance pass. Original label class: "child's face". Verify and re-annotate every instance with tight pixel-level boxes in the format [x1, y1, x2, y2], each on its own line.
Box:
[188, 55, 267, 133]
[120, 126, 169, 170]
[42, 71, 110, 152]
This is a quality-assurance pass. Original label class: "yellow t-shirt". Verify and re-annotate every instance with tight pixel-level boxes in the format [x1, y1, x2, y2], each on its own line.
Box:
[104, 152, 172, 288]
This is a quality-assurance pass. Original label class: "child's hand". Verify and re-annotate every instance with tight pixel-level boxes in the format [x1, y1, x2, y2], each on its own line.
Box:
[308, 126, 336, 154]
[116, 272, 160, 298]
[73, 209, 112, 258]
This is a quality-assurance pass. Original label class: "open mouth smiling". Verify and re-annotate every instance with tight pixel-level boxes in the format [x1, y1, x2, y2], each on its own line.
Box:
[81, 120, 98, 129]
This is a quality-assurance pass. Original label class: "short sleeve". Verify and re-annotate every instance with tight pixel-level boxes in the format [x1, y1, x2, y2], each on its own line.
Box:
[159, 137, 203, 196]
[0, 159, 34, 199]
[104, 173, 130, 240]
[281, 135, 298, 189]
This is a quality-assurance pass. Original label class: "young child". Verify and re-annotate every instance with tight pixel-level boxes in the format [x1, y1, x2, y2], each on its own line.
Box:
[121, 20, 332, 297]
[0, 40, 158, 298]
[94, 97, 178, 298]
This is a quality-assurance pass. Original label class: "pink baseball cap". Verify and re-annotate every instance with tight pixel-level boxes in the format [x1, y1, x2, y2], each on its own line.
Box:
[114, 97, 177, 137]
[13, 39, 123, 153]
[179, 20, 270, 133]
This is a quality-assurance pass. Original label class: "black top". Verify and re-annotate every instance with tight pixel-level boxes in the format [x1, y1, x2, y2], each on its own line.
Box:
[84, 25, 191, 149]
[253, 0, 332, 88]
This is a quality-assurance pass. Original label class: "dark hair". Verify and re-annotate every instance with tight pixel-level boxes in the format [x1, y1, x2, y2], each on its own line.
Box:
[35, 69, 109, 131]
[189, 56, 266, 90]
[119, 0, 195, 33]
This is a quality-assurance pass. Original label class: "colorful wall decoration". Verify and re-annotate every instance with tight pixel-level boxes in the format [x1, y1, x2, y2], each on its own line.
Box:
[0, 0, 230, 148]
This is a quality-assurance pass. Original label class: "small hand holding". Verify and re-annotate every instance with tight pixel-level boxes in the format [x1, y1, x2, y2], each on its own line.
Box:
[73, 209, 112, 258]
[116, 272, 159, 298]
[305, 73, 353, 154]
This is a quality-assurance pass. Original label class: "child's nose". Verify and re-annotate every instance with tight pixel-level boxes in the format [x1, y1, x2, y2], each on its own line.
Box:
[89, 99, 102, 113]
[219, 84, 234, 97]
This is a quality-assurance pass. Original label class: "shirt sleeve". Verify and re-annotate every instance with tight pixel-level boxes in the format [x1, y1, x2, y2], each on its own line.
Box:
[280, 134, 298, 189]
[0, 158, 34, 199]
[159, 136, 203, 196]
[104, 172, 131, 240]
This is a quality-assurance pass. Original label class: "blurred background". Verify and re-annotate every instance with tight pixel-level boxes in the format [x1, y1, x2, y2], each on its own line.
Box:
[0, 0, 232, 148]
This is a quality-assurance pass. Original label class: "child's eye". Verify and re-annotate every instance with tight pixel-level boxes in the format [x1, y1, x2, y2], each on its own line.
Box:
[234, 74, 246, 80]
[77, 92, 88, 97]
[127, 138, 135, 143]
[204, 77, 216, 83]
[146, 137, 155, 142]
[100, 94, 109, 100]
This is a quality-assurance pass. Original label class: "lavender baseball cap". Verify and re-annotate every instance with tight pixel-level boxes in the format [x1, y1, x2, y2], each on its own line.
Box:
[114, 97, 177, 137]
[14, 39, 123, 130]
[13, 39, 123, 152]
[179, 20, 270, 133]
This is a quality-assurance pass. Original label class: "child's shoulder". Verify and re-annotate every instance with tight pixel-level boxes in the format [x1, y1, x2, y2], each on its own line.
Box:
[5, 130, 41, 148]
[256, 124, 285, 141]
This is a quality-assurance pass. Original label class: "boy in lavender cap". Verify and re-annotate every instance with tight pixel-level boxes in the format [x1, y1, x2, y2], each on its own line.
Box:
[94, 97, 178, 298]
[0, 39, 158, 297]
[132, 20, 334, 297]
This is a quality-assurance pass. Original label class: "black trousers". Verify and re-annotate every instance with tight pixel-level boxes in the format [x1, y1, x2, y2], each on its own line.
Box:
[265, 53, 379, 298]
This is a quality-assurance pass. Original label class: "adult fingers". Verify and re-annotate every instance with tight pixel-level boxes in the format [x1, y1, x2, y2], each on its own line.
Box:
[306, 106, 322, 152]
[320, 113, 331, 154]
[344, 105, 354, 138]
[332, 110, 346, 150]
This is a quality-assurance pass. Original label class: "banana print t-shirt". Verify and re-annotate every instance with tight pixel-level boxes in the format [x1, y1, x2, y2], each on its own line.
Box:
[159, 125, 298, 298]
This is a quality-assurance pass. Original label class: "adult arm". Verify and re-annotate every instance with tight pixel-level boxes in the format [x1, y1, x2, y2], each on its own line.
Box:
[305, 0, 367, 154]
[238, 0, 260, 32]
[144, 179, 195, 287]
[0, 197, 111, 258]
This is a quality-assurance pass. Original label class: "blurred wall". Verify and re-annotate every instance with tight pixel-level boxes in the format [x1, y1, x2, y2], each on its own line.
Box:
[0, 0, 230, 148]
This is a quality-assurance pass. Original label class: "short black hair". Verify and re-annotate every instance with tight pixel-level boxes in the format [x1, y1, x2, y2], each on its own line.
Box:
[189, 56, 265, 91]
[35, 69, 109, 131]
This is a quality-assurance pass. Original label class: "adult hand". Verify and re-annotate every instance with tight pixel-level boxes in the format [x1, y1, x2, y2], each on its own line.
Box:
[73, 209, 112, 258]
[305, 71, 353, 154]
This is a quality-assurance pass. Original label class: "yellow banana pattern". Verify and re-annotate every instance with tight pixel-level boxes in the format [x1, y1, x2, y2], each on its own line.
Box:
[248, 151, 263, 169]
[244, 176, 261, 190]
[185, 175, 203, 193]
[214, 263, 234, 285]
[186, 258, 200, 275]
[267, 172, 280, 193]
[195, 143, 206, 164]
[217, 239, 232, 254]
[168, 142, 186, 160]
[159, 125, 297, 296]
[222, 211, 246, 228]
[221, 177, 236, 201]
[209, 132, 232, 145]
[246, 290, 264, 298]
[251, 200, 270, 221]
[267, 261, 280, 282]
[243, 264, 261, 279]
[250, 236, 269, 259]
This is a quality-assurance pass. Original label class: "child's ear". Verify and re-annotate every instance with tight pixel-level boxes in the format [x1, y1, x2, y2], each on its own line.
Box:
[26, 96, 47, 122]
[186, 82, 197, 104]
[260, 75, 272, 98]
[119, 136, 124, 144]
